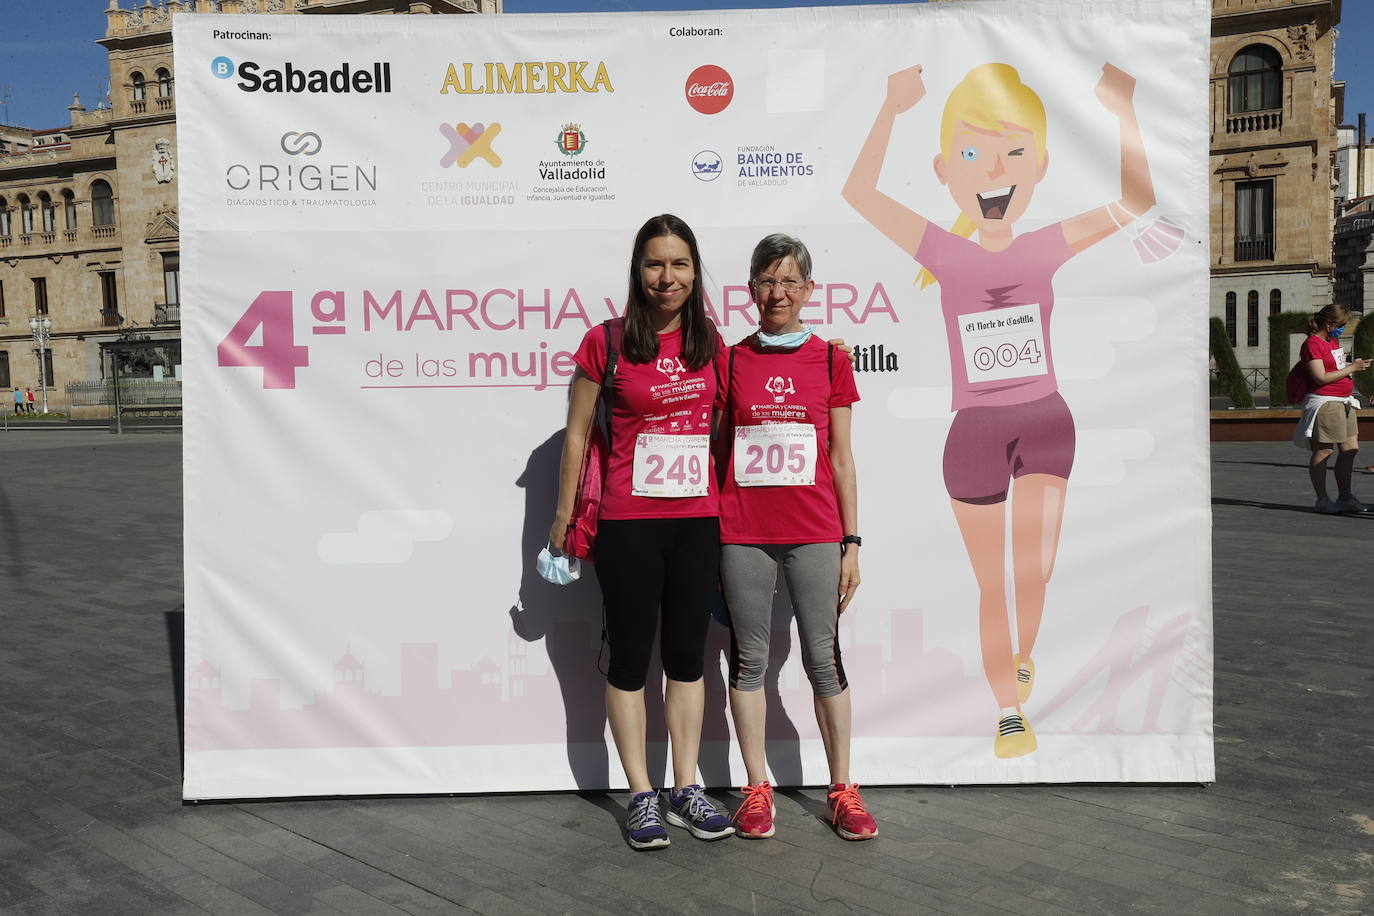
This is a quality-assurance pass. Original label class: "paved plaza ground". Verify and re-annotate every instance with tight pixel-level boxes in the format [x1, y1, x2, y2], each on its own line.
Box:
[1, 430, 1371, 915]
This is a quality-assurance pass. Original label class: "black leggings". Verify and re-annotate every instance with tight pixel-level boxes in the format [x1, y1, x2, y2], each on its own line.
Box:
[594, 516, 720, 691]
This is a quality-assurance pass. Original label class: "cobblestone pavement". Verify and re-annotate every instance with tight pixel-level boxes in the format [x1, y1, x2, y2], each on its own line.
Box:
[2, 432, 1371, 915]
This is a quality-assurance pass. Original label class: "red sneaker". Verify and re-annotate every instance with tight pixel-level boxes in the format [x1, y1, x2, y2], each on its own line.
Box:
[732, 781, 775, 839]
[827, 783, 878, 840]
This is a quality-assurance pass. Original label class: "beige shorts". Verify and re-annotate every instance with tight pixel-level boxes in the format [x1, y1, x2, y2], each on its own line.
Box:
[1312, 400, 1359, 445]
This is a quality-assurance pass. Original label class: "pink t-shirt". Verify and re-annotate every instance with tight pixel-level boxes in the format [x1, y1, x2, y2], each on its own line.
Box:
[715, 335, 860, 544]
[573, 324, 719, 520]
[916, 222, 1075, 411]
[1301, 334, 1352, 397]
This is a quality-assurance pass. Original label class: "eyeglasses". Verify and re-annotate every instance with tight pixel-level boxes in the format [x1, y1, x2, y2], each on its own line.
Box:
[752, 277, 807, 294]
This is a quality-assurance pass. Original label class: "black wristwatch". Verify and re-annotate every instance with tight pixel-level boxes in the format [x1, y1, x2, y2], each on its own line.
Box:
[841, 535, 862, 548]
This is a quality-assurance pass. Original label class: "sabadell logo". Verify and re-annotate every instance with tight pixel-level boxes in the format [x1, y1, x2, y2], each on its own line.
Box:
[685, 64, 733, 115]
[210, 56, 392, 93]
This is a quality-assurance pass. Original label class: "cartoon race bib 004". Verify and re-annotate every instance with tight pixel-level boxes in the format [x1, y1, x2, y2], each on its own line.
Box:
[957, 302, 1048, 384]
[733, 423, 817, 487]
[632, 434, 710, 497]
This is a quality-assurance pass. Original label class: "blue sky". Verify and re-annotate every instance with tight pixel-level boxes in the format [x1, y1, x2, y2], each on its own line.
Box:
[1, 0, 1370, 132]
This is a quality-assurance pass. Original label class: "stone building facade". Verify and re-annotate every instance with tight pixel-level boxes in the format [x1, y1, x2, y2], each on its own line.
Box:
[1209, 0, 1342, 371]
[0, 0, 497, 415]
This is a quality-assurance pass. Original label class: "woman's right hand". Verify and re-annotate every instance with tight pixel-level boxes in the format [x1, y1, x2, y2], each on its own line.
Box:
[886, 65, 925, 113]
[548, 516, 570, 553]
[1352, 357, 1373, 373]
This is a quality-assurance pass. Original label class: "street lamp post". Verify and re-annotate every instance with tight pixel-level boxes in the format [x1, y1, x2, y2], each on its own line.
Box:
[28, 316, 51, 415]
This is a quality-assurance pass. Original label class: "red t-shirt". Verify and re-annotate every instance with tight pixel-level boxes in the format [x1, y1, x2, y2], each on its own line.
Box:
[715, 335, 860, 544]
[1301, 334, 1352, 398]
[573, 324, 720, 520]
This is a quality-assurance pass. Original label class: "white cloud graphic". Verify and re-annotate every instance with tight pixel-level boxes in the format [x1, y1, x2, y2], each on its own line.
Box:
[886, 386, 950, 419]
[318, 510, 454, 565]
[1052, 296, 1157, 380]
[1073, 429, 1155, 486]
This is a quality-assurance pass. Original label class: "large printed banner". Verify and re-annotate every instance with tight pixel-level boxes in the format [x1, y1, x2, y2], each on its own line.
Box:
[179, 0, 1213, 799]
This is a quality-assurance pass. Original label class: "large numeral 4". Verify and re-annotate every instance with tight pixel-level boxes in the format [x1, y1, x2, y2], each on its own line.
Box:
[217, 291, 309, 389]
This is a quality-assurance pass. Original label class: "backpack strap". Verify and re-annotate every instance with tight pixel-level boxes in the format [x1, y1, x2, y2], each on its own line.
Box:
[828, 342, 834, 386]
[598, 318, 623, 445]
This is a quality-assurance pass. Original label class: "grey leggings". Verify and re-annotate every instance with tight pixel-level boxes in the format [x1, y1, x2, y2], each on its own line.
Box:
[721, 542, 847, 698]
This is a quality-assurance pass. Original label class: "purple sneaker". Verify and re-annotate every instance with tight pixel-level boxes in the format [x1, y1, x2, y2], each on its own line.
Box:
[625, 790, 669, 850]
[665, 785, 735, 840]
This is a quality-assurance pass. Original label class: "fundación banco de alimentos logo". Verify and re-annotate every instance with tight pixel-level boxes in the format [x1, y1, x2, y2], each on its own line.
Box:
[439, 121, 502, 168]
[691, 150, 722, 181]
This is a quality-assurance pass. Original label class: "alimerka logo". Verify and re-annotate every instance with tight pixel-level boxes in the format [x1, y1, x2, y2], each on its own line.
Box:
[211, 57, 392, 93]
[439, 122, 502, 168]
[439, 61, 614, 94]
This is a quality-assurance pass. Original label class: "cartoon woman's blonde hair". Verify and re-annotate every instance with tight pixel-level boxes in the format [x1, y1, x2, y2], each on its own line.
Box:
[918, 63, 1048, 289]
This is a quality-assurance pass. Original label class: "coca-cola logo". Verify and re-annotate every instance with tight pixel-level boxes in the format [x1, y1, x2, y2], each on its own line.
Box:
[685, 64, 733, 115]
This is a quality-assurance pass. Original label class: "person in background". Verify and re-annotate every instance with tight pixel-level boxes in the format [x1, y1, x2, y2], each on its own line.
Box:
[1296, 305, 1371, 513]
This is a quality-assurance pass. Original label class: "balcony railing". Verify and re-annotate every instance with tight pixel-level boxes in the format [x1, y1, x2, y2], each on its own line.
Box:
[1226, 109, 1282, 134]
[154, 303, 181, 325]
[101, 309, 122, 328]
[1235, 235, 1275, 261]
[130, 99, 147, 114]
[156, 97, 174, 111]
[0, 226, 119, 249]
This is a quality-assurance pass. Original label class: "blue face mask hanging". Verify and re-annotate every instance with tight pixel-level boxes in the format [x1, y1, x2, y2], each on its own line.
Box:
[536, 544, 581, 585]
[757, 327, 814, 349]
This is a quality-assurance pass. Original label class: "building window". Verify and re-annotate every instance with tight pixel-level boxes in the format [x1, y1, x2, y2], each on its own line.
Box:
[0, 198, 9, 237]
[0, 352, 9, 390]
[1228, 44, 1282, 114]
[1247, 291, 1260, 347]
[91, 180, 115, 227]
[33, 277, 48, 315]
[62, 190, 77, 231]
[19, 194, 33, 234]
[1269, 289, 1282, 316]
[157, 68, 173, 98]
[1235, 180, 1274, 261]
[40, 349, 54, 388]
[1225, 292, 1237, 348]
[162, 252, 180, 305]
[100, 271, 120, 327]
[131, 71, 146, 102]
[39, 193, 55, 234]
[0, 279, 5, 317]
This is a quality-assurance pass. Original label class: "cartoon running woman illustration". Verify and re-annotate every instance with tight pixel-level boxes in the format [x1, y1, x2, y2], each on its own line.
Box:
[842, 62, 1154, 758]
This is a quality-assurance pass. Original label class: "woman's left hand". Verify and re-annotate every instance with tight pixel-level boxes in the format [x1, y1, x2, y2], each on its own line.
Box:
[838, 547, 861, 614]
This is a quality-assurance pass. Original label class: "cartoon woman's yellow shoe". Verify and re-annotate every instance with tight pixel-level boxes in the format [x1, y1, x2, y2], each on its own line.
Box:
[994, 712, 1037, 759]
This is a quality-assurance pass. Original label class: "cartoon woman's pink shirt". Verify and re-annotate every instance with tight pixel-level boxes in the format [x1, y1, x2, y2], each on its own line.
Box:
[916, 221, 1074, 411]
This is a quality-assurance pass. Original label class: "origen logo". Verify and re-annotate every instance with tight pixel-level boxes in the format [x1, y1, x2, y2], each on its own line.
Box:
[691, 150, 722, 181]
[685, 64, 732, 115]
[211, 56, 235, 79]
[439, 121, 502, 168]
[280, 131, 322, 156]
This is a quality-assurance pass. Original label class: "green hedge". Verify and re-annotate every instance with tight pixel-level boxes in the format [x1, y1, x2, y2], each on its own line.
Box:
[1209, 317, 1253, 408]
[1268, 312, 1312, 406]
[1354, 315, 1374, 401]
